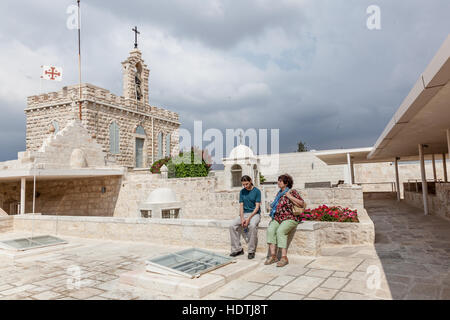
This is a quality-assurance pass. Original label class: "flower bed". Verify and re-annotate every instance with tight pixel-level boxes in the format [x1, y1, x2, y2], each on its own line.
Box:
[301, 205, 359, 223]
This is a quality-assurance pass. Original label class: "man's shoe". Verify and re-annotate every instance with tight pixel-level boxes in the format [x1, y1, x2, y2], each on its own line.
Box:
[248, 253, 255, 259]
[264, 255, 278, 265]
[230, 249, 244, 257]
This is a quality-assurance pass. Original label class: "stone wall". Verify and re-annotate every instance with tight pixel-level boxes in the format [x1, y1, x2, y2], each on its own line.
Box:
[259, 152, 449, 199]
[0, 177, 121, 216]
[114, 173, 240, 219]
[25, 83, 180, 168]
[12, 208, 374, 256]
[259, 152, 346, 188]
[0, 216, 13, 233]
[113, 172, 365, 220]
[404, 182, 450, 221]
[261, 185, 364, 214]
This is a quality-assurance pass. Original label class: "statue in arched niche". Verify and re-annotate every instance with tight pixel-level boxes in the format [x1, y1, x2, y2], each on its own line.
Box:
[134, 64, 143, 101]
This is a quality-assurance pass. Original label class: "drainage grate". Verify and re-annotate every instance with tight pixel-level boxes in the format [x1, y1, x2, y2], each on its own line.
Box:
[0, 235, 67, 251]
[146, 248, 234, 278]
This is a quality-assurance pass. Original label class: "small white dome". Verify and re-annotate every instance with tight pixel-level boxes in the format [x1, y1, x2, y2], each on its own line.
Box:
[228, 144, 256, 159]
[145, 188, 177, 204]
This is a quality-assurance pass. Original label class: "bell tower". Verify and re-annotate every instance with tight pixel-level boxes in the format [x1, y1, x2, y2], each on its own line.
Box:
[121, 27, 150, 105]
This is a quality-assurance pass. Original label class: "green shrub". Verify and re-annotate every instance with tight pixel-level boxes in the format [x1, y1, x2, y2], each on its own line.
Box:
[167, 147, 212, 178]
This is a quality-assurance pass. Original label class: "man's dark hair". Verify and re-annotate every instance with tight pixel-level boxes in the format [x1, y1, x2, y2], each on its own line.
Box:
[241, 175, 253, 186]
[278, 174, 294, 189]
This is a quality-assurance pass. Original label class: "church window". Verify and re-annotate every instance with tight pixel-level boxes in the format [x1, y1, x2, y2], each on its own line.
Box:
[231, 165, 242, 188]
[136, 125, 146, 135]
[165, 133, 171, 157]
[109, 122, 120, 154]
[157, 132, 163, 160]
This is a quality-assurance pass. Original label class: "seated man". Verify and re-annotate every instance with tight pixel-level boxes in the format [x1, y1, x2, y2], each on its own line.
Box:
[229, 175, 261, 259]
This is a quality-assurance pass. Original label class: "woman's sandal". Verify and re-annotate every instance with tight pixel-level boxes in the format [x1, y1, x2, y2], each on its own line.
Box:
[276, 256, 289, 267]
[264, 255, 278, 265]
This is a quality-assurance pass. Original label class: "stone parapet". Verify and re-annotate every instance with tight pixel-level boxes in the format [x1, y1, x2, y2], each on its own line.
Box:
[12, 207, 374, 256]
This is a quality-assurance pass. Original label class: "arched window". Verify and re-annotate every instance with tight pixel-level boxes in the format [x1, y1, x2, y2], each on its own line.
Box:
[157, 132, 163, 160]
[136, 125, 146, 135]
[52, 121, 59, 134]
[109, 122, 120, 154]
[165, 133, 171, 157]
[231, 164, 242, 188]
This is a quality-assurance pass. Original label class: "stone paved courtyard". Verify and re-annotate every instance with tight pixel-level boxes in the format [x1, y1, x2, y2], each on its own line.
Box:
[0, 199, 449, 300]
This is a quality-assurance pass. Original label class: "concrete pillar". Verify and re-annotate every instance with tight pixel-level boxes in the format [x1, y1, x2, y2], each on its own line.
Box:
[443, 153, 448, 183]
[394, 157, 401, 201]
[346, 153, 353, 185]
[419, 144, 429, 215]
[20, 177, 26, 215]
[447, 129, 450, 161]
[432, 154, 437, 182]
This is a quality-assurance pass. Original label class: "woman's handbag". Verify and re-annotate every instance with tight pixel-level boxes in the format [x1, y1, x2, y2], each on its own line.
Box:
[290, 190, 306, 216]
[292, 202, 306, 216]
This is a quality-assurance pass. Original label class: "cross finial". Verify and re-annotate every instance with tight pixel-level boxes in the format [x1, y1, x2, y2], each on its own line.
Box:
[132, 26, 140, 49]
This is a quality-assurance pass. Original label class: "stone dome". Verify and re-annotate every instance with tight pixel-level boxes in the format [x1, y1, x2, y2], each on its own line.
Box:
[228, 144, 256, 159]
[145, 188, 178, 204]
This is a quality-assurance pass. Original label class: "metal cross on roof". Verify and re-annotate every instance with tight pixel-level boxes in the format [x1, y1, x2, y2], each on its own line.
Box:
[132, 26, 140, 49]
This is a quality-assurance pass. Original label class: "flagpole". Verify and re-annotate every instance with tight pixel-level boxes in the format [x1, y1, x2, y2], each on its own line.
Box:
[77, 0, 82, 121]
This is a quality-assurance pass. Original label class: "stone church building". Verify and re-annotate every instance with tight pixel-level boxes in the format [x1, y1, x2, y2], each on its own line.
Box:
[25, 48, 180, 168]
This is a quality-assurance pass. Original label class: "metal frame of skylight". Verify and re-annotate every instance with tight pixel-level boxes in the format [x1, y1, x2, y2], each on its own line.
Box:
[146, 248, 235, 279]
[0, 235, 67, 252]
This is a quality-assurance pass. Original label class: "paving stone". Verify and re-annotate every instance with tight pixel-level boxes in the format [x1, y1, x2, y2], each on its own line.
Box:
[68, 287, 105, 299]
[268, 291, 304, 300]
[320, 277, 350, 290]
[214, 280, 263, 299]
[281, 276, 325, 295]
[252, 285, 280, 298]
[332, 271, 350, 278]
[333, 291, 372, 300]
[244, 272, 276, 284]
[268, 275, 296, 286]
[307, 287, 339, 300]
[305, 269, 334, 278]
[244, 295, 266, 300]
[405, 283, 441, 300]
[306, 257, 363, 272]
[32, 291, 61, 300]
[0, 284, 37, 296]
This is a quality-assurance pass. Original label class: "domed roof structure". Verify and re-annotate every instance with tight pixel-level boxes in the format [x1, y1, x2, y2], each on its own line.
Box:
[145, 188, 178, 204]
[228, 144, 256, 159]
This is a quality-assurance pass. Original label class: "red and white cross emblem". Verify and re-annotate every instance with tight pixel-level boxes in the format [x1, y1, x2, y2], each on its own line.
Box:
[41, 65, 63, 81]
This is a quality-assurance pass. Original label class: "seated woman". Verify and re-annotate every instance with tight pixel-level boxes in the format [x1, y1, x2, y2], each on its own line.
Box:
[265, 174, 305, 267]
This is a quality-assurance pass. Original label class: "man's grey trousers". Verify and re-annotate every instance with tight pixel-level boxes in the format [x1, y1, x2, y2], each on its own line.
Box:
[229, 213, 261, 254]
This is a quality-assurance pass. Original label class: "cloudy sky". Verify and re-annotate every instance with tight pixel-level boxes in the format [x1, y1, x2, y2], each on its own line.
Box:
[0, 0, 449, 161]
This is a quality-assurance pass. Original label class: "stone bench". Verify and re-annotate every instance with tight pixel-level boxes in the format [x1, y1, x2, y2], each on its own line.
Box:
[11, 210, 375, 256]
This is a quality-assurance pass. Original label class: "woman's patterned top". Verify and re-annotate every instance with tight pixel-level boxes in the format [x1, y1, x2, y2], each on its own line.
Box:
[274, 189, 304, 223]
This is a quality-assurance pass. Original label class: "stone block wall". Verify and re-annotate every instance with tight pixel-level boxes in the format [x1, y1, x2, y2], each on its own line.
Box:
[12, 210, 374, 256]
[0, 216, 13, 233]
[25, 83, 180, 168]
[259, 152, 346, 188]
[404, 182, 450, 221]
[0, 177, 121, 216]
[114, 172, 365, 220]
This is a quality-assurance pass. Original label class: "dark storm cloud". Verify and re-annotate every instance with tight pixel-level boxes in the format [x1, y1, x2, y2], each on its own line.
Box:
[0, 0, 449, 161]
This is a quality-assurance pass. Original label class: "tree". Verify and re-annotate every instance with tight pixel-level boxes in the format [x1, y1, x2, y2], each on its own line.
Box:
[297, 141, 308, 152]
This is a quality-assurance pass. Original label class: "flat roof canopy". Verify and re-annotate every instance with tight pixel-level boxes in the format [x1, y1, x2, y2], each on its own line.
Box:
[368, 35, 450, 160]
[0, 168, 125, 182]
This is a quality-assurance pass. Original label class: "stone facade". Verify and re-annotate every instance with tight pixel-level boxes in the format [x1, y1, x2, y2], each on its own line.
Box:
[0, 177, 122, 216]
[25, 49, 180, 168]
